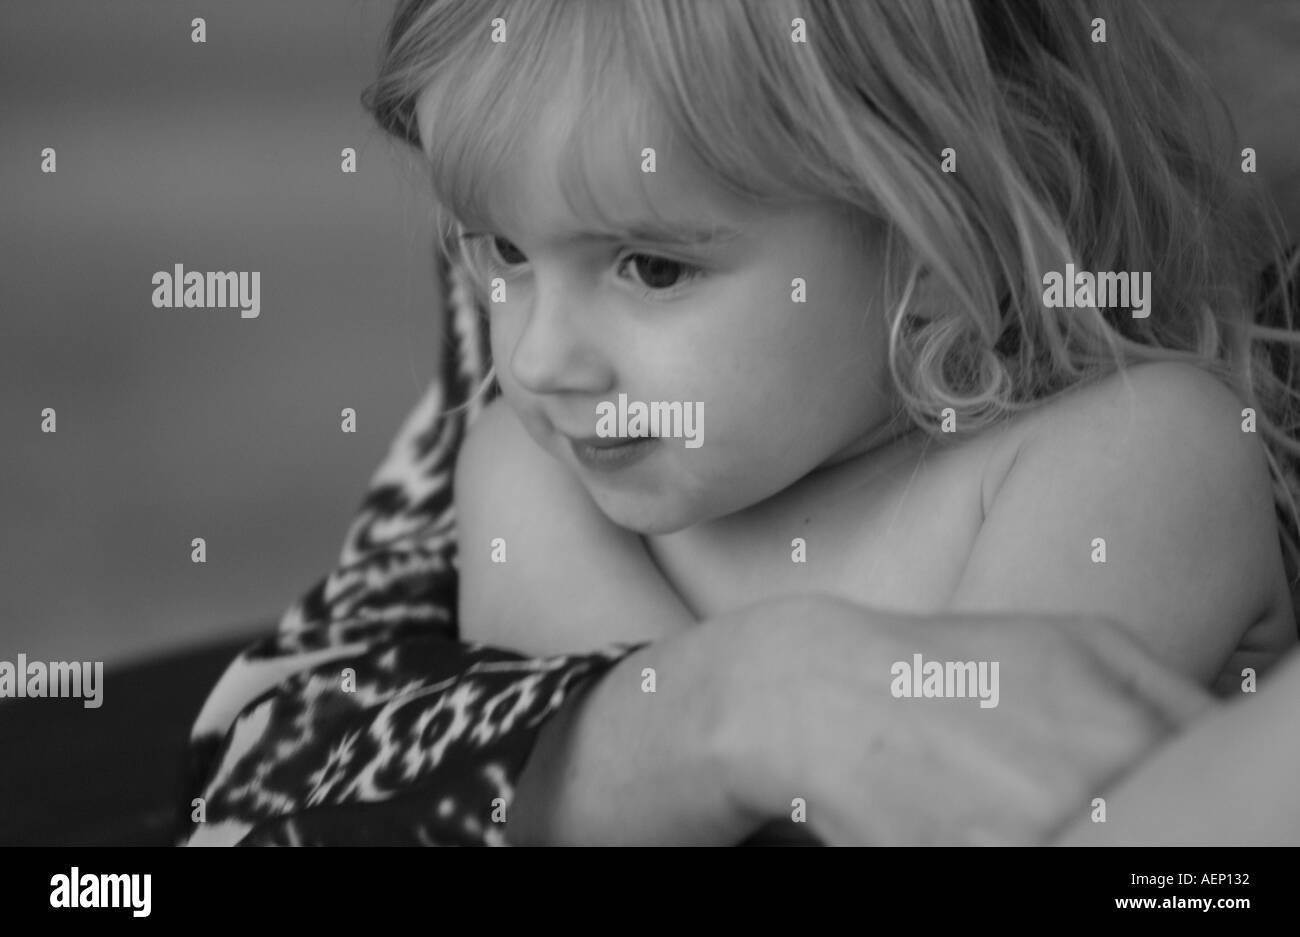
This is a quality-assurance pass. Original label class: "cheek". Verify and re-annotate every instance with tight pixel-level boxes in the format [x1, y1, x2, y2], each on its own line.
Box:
[668, 319, 859, 450]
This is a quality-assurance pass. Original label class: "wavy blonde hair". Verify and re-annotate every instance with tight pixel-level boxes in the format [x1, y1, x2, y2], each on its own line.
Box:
[362, 0, 1300, 587]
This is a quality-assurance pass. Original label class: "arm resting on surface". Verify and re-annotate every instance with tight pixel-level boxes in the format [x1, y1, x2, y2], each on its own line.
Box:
[509, 592, 1216, 846]
[1054, 647, 1300, 846]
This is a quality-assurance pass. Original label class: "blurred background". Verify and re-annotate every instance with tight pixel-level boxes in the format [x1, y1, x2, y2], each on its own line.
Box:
[2, 0, 446, 670]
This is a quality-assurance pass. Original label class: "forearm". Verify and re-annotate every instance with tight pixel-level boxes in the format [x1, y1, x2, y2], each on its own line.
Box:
[1053, 648, 1300, 846]
[506, 591, 908, 846]
[507, 614, 761, 845]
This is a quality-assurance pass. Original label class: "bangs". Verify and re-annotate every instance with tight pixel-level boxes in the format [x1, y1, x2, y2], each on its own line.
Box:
[414, 0, 860, 259]
[420, 1, 677, 258]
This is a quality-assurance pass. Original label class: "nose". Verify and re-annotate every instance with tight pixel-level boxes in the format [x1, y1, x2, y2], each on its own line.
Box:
[507, 276, 608, 397]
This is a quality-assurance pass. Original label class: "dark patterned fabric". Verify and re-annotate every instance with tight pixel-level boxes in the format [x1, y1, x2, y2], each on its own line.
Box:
[175, 250, 646, 846]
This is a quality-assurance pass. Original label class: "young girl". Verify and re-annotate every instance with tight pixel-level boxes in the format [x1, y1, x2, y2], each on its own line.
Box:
[371, 0, 1300, 696]
[178, 0, 1300, 848]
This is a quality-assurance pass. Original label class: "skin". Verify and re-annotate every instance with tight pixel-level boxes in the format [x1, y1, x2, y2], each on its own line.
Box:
[417, 2, 1300, 843]
[420, 82, 917, 540]
[504, 594, 1216, 846]
[432, 64, 1291, 682]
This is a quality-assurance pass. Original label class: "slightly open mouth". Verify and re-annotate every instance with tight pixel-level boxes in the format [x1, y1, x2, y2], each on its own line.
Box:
[569, 435, 658, 471]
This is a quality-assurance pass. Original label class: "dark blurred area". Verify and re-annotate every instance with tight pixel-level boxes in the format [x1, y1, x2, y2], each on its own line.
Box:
[1, 0, 445, 671]
[1155, 0, 1300, 230]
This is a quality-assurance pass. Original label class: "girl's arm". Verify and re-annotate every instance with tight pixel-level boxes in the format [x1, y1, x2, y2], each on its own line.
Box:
[507, 610, 761, 845]
[1054, 645, 1300, 845]
[455, 394, 695, 656]
[509, 593, 1211, 846]
[469, 362, 1271, 845]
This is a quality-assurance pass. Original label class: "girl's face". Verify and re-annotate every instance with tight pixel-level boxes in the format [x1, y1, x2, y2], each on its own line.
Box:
[419, 90, 906, 536]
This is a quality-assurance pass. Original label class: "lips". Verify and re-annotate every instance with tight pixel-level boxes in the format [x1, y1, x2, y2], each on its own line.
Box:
[572, 434, 656, 449]
[567, 434, 658, 472]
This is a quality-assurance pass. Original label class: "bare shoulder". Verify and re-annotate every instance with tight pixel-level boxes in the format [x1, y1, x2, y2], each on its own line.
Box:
[456, 394, 530, 473]
[1026, 360, 1250, 440]
[1015, 361, 1276, 533]
[949, 360, 1287, 683]
[454, 394, 571, 521]
[978, 361, 1264, 511]
[454, 394, 695, 653]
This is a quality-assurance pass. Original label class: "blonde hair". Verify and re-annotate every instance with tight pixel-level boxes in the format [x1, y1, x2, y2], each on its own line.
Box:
[362, 0, 1300, 586]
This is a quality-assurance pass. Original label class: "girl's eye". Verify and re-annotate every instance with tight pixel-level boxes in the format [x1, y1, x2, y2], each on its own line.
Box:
[464, 233, 703, 296]
[617, 254, 702, 293]
[490, 236, 527, 267]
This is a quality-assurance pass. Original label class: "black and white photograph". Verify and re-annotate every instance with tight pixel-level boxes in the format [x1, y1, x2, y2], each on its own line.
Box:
[3, 0, 1299, 908]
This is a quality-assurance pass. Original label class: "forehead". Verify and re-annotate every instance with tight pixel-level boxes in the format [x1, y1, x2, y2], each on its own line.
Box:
[415, 72, 757, 243]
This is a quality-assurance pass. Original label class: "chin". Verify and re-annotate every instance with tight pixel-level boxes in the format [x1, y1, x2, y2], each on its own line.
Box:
[592, 495, 699, 537]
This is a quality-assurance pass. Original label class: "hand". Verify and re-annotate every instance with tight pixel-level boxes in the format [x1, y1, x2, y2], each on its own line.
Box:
[710, 594, 1214, 846]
